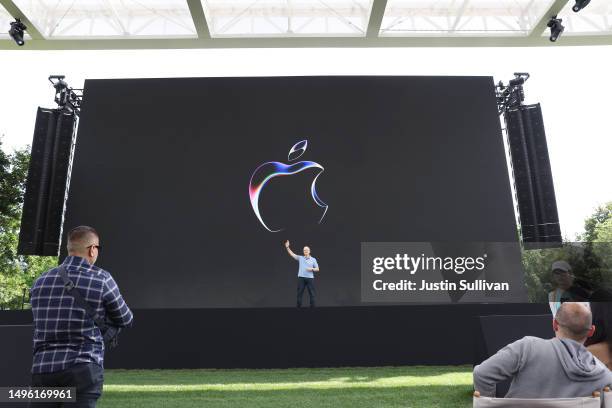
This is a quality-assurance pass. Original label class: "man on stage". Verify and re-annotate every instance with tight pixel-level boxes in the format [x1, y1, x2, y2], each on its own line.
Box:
[285, 240, 320, 308]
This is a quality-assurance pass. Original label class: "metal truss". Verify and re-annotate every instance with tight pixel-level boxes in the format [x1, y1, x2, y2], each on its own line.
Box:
[1, 0, 612, 49]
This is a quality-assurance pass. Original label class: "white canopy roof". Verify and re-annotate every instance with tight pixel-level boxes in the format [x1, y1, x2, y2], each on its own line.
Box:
[1, 0, 611, 49]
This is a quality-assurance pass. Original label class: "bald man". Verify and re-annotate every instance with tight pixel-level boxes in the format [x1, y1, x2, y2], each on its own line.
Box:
[474, 302, 612, 398]
[30, 226, 133, 408]
[285, 240, 320, 307]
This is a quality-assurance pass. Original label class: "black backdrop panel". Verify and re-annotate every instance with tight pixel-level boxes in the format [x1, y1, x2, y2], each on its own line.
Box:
[0, 325, 32, 387]
[63, 76, 517, 308]
[0, 305, 550, 370]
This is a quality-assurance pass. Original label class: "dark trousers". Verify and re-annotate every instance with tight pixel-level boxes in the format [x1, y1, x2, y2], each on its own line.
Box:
[30, 363, 103, 408]
[297, 277, 316, 307]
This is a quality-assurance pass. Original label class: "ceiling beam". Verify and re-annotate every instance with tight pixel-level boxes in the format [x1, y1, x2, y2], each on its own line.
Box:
[186, 0, 211, 39]
[366, 0, 387, 38]
[529, 0, 570, 38]
[1, 33, 612, 50]
[0, 0, 44, 39]
[450, 0, 470, 32]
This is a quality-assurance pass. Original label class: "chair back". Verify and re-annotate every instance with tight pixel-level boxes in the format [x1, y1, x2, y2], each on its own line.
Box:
[473, 391, 601, 408]
[602, 387, 611, 408]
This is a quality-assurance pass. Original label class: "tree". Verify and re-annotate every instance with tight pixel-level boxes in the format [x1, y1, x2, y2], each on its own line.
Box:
[522, 201, 612, 302]
[581, 202, 612, 243]
[595, 217, 612, 242]
[582, 202, 612, 285]
[590, 205, 612, 276]
[0, 139, 57, 309]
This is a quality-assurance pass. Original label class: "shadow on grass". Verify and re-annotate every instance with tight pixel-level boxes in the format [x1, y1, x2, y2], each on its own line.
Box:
[105, 365, 473, 386]
[99, 384, 475, 408]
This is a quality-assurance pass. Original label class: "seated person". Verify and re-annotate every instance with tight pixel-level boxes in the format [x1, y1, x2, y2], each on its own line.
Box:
[587, 290, 612, 370]
[474, 302, 612, 398]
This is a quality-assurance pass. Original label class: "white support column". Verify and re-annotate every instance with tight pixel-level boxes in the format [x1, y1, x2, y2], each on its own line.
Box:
[450, 0, 470, 32]
[366, 0, 387, 38]
[186, 0, 211, 39]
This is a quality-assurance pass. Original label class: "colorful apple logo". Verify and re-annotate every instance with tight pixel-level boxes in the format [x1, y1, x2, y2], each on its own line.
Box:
[249, 140, 328, 232]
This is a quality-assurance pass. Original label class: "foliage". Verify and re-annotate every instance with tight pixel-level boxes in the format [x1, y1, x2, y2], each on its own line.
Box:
[580, 202, 612, 243]
[0, 140, 57, 310]
[522, 201, 612, 303]
[595, 218, 612, 242]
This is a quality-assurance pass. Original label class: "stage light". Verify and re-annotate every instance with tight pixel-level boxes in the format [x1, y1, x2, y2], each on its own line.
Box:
[9, 18, 27, 46]
[48, 75, 83, 115]
[572, 0, 591, 12]
[547, 17, 564, 42]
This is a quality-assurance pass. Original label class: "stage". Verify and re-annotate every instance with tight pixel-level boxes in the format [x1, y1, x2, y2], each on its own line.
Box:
[1, 303, 549, 376]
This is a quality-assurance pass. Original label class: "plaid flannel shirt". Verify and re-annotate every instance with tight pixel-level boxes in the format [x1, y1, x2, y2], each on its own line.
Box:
[30, 256, 133, 374]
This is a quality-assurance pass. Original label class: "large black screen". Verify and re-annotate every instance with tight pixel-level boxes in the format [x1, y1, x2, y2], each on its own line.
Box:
[63, 76, 519, 308]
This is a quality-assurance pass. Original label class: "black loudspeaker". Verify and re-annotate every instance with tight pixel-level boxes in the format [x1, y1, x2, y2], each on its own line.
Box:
[504, 104, 562, 248]
[18, 108, 77, 256]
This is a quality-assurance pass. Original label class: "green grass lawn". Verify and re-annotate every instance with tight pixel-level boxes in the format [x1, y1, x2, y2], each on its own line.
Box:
[99, 365, 474, 408]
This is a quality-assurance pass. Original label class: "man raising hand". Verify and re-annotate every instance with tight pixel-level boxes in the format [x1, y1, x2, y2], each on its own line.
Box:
[285, 240, 319, 308]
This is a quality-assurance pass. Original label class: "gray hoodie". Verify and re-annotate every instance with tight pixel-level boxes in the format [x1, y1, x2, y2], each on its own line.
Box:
[473, 336, 612, 398]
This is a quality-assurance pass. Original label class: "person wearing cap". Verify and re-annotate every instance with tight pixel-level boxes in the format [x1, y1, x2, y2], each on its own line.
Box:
[548, 260, 590, 315]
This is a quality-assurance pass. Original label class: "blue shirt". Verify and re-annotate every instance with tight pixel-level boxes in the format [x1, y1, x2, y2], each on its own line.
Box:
[30, 256, 133, 374]
[297, 256, 319, 279]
